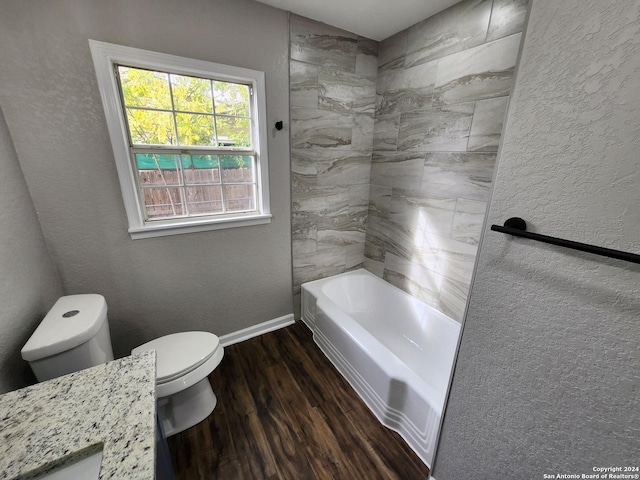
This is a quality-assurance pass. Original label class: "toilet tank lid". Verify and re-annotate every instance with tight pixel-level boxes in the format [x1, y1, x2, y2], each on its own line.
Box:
[21, 294, 108, 362]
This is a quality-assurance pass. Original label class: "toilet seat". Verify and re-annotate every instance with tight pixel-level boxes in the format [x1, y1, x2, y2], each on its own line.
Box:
[132, 331, 224, 398]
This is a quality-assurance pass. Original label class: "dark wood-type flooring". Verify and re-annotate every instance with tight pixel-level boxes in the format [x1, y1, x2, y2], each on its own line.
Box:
[167, 321, 431, 479]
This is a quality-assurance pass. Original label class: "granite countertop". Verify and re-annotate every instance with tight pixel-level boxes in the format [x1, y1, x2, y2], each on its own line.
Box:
[0, 351, 156, 480]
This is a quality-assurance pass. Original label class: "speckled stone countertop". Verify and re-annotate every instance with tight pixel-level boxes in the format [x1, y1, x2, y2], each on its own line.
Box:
[0, 351, 156, 480]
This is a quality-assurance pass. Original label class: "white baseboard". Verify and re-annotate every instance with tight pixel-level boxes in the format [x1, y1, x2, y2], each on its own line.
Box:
[219, 313, 295, 347]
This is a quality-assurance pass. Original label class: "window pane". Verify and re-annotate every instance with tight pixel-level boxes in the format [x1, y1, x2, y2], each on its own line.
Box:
[215, 116, 251, 147]
[224, 185, 255, 212]
[127, 108, 177, 145]
[175, 113, 215, 146]
[143, 187, 185, 219]
[181, 155, 220, 184]
[136, 154, 181, 186]
[171, 74, 213, 114]
[119, 67, 172, 110]
[186, 186, 223, 214]
[213, 81, 250, 117]
[220, 155, 254, 183]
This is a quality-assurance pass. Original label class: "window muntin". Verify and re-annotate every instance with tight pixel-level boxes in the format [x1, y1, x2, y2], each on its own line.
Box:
[133, 153, 256, 220]
[89, 40, 271, 239]
[117, 66, 252, 149]
[116, 66, 256, 222]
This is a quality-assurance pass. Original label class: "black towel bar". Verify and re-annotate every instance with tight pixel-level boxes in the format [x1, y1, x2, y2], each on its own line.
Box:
[491, 217, 640, 265]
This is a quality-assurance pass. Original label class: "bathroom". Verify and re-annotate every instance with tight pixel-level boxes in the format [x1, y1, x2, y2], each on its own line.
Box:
[0, 0, 638, 478]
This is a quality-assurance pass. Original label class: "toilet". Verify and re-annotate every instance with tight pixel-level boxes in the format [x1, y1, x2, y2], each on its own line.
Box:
[132, 331, 223, 436]
[20, 294, 223, 437]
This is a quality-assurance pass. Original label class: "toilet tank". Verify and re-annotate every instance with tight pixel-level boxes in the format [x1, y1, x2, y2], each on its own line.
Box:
[21, 294, 114, 382]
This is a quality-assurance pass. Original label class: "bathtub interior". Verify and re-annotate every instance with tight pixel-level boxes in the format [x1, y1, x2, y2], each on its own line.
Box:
[314, 270, 460, 395]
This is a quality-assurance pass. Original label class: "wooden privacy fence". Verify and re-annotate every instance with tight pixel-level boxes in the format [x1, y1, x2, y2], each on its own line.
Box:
[138, 167, 255, 218]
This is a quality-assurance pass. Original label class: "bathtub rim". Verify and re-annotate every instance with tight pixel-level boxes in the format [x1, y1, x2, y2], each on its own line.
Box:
[302, 268, 460, 331]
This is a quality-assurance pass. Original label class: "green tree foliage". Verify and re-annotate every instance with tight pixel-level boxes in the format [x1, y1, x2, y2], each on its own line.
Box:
[118, 66, 251, 149]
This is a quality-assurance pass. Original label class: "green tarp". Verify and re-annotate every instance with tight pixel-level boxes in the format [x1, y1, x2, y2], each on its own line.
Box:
[135, 153, 250, 170]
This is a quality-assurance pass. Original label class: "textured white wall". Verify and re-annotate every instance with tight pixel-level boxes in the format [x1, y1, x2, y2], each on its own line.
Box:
[434, 0, 640, 477]
[0, 0, 292, 357]
[0, 108, 63, 393]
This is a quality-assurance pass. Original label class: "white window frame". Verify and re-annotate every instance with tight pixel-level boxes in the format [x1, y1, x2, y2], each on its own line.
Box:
[89, 40, 271, 239]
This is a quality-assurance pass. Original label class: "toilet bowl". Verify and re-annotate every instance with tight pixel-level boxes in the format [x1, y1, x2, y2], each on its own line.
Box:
[132, 331, 223, 436]
[21, 294, 223, 437]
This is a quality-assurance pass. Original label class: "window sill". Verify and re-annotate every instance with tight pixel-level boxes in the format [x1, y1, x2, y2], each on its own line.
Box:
[128, 213, 272, 239]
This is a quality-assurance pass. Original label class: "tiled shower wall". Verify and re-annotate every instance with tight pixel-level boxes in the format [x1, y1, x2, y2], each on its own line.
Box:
[290, 0, 528, 320]
[364, 0, 528, 321]
[290, 15, 378, 314]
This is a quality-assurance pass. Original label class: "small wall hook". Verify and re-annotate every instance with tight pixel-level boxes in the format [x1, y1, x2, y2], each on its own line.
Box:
[274, 121, 283, 131]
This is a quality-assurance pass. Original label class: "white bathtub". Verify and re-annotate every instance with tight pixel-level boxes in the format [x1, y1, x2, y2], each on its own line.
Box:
[301, 269, 460, 468]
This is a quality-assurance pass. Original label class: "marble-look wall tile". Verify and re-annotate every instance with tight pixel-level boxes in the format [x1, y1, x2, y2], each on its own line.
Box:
[349, 184, 370, 212]
[317, 151, 372, 186]
[383, 252, 442, 305]
[379, 221, 415, 262]
[292, 185, 349, 217]
[467, 96, 509, 152]
[291, 149, 318, 189]
[290, 15, 377, 313]
[438, 277, 469, 322]
[364, 226, 386, 262]
[351, 114, 375, 151]
[363, 257, 384, 277]
[417, 236, 477, 284]
[349, 208, 368, 233]
[368, 184, 392, 218]
[378, 30, 407, 71]
[389, 191, 457, 239]
[376, 60, 438, 115]
[370, 152, 424, 190]
[347, 214, 368, 242]
[290, 107, 353, 149]
[433, 33, 522, 106]
[345, 243, 366, 270]
[292, 212, 317, 255]
[405, 0, 492, 67]
[319, 71, 376, 115]
[291, 5, 525, 321]
[361, 0, 525, 322]
[350, 206, 370, 252]
[378, 57, 405, 75]
[317, 228, 366, 250]
[293, 247, 346, 285]
[316, 206, 365, 232]
[486, 0, 529, 42]
[421, 152, 496, 201]
[413, 268, 445, 307]
[372, 114, 400, 151]
[291, 172, 316, 193]
[356, 38, 379, 79]
[290, 14, 358, 72]
[365, 215, 413, 261]
[451, 198, 487, 245]
[290, 60, 319, 109]
[397, 102, 474, 152]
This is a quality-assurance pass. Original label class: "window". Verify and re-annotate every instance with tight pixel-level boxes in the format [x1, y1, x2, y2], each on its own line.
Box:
[89, 40, 271, 239]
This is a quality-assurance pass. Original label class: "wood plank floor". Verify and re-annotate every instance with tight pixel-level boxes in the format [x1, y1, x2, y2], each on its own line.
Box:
[167, 321, 431, 479]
